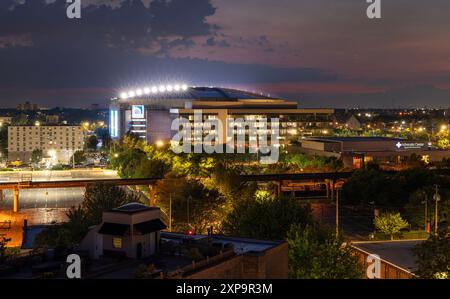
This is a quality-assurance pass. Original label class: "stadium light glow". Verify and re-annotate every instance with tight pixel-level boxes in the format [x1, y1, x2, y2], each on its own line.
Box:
[120, 83, 189, 98]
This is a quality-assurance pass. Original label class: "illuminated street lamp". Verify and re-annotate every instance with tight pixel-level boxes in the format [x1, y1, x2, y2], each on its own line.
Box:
[433, 185, 441, 235]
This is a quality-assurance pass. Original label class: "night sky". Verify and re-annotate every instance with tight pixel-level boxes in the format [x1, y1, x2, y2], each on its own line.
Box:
[1, 0, 450, 108]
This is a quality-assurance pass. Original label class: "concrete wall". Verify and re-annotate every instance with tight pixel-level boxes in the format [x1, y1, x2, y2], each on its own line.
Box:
[352, 246, 414, 279]
[146, 110, 172, 143]
[185, 242, 288, 279]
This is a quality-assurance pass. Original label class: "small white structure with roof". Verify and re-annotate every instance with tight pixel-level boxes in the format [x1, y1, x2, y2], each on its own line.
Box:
[79, 203, 166, 260]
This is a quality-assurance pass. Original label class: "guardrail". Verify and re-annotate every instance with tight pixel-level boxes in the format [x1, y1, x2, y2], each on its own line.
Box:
[163, 249, 236, 279]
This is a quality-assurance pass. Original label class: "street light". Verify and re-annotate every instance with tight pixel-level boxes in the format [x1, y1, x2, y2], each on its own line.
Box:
[187, 195, 192, 227]
[433, 185, 441, 235]
[421, 192, 428, 232]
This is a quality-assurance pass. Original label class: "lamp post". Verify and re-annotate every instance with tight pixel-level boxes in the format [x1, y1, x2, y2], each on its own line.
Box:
[169, 193, 172, 232]
[187, 195, 192, 227]
[433, 185, 441, 235]
[421, 193, 428, 232]
[336, 187, 339, 238]
[334, 181, 344, 238]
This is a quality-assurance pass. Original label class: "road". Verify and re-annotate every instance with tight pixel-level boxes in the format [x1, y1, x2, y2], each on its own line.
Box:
[0, 168, 119, 210]
[0, 168, 118, 183]
[0, 169, 120, 246]
[0, 188, 84, 210]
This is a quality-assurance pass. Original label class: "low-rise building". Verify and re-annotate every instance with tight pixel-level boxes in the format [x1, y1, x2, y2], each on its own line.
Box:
[77, 202, 288, 279]
[0, 117, 12, 126]
[7, 125, 83, 164]
[299, 136, 450, 168]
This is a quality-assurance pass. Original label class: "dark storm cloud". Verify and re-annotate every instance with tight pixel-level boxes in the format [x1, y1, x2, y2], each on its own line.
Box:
[0, 0, 216, 48]
[1, 0, 450, 108]
[0, 0, 339, 107]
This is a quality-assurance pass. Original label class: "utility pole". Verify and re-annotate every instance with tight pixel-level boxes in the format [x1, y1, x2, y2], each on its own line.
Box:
[421, 193, 428, 232]
[169, 193, 172, 232]
[336, 187, 339, 238]
[433, 185, 441, 235]
[187, 195, 191, 226]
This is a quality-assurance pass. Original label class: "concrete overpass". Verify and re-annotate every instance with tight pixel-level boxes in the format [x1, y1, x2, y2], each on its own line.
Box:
[239, 172, 353, 199]
[0, 178, 161, 213]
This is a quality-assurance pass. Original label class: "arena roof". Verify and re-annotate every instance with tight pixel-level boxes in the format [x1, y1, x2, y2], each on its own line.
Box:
[113, 86, 274, 102]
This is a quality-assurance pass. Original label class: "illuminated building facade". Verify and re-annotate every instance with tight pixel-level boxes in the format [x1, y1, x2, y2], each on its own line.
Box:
[299, 137, 450, 169]
[8, 125, 83, 164]
[109, 85, 335, 145]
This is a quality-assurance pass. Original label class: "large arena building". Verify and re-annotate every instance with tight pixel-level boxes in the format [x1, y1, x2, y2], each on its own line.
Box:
[109, 85, 334, 145]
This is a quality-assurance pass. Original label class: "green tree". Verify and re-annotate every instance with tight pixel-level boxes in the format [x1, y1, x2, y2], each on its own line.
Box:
[71, 150, 86, 165]
[374, 212, 409, 240]
[135, 156, 171, 179]
[414, 232, 450, 279]
[86, 135, 99, 151]
[287, 224, 364, 279]
[31, 149, 43, 164]
[0, 236, 11, 263]
[82, 184, 139, 225]
[156, 177, 226, 234]
[0, 124, 7, 160]
[64, 206, 91, 243]
[222, 196, 312, 240]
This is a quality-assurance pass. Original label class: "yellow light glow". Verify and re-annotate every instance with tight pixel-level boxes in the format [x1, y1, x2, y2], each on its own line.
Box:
[156, 140, 165, 148]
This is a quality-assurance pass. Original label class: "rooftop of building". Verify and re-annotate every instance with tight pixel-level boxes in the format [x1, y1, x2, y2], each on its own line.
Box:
[352, 240, 423, 272]
[114, 86, 275, 102]
[306, 136, 405, 143]
[110, 202, 160, 214]
[160, 232, 284, 255]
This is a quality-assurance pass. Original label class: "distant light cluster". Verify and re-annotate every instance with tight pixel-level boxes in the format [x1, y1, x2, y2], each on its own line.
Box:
[120, 84, 189, 99]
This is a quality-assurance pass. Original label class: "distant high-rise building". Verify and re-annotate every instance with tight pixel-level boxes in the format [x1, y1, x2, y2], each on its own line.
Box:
[45, 115, 60, 125]
[17, 101, 39, 111]
[8, 125, 83, 164]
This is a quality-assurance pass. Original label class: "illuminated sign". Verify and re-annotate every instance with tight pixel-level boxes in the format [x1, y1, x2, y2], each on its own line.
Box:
[110, 110, 119, 138]
[395, 142, 425, 149]
[132, 105, 145, 119]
